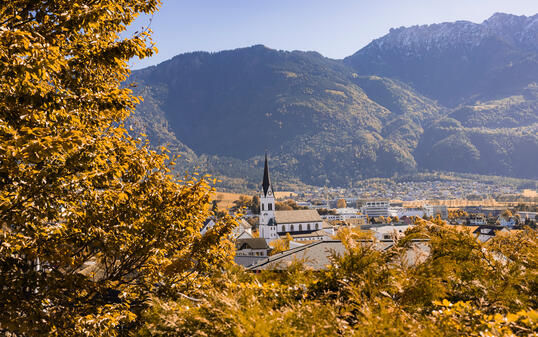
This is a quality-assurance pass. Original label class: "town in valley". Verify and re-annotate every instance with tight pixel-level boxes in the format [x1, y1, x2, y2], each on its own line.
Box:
[204, 154, 538, 269]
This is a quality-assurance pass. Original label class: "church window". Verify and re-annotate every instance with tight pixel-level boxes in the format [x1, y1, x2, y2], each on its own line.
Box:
[262, 203, 264, 211]
[282, 225, 285, 232]
[315, 223, 319, 230]
[268, 203, 272, 211]
[291, 224, 294, 231]
[299, 224, 302, 231]
[307, 223, 311, 230]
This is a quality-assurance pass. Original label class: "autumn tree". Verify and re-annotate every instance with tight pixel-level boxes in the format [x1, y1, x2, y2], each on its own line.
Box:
[269, 233, 293, 255]
[275, 199, 307, 211]
[502, 209, 513, 219]
[0, 1, 234, 336]
[336, 198, 347, 208]
[276, 201, 293, 210]
[232, 195, 251, 210]
[250, 195, 260, 213]
[136, 224, 538, 336]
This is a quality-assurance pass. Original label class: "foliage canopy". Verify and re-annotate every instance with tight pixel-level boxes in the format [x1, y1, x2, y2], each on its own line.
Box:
[0, 1, 234, 335]
[137, 224, 538, 336]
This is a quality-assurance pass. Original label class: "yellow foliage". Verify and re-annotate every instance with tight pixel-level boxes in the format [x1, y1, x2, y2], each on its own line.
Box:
[135, 225, 538, 336]
[0, 1, 235, 335]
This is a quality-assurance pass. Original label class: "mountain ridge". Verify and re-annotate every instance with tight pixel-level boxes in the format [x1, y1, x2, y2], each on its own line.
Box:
[127, 12, 538, 189]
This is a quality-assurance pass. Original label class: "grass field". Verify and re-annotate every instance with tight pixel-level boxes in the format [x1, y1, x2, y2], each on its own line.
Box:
[211, 192, 249, 209]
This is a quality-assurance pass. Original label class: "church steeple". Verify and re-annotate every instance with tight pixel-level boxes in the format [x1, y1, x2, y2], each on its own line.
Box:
[262, 152, 272, 197]
[259, 152, 277, 241]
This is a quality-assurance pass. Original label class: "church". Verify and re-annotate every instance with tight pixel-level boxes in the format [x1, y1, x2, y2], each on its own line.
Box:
[258, 154, 327, 242]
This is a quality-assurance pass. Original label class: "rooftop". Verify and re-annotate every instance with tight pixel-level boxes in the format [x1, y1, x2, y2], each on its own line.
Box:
[236, 238, 270, 250]
[275, 209, 322, 224]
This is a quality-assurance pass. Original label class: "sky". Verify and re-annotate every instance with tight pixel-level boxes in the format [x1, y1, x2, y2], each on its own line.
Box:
[126, 0, 538, 70]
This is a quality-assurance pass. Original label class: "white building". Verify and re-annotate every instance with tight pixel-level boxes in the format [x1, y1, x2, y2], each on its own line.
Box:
[361, 200, 390, 218]
[389, 207, 426, 218]
[517, 211, 537, 221]
[234, 238, 272, 267]
[258, 154, 333, 242]
[258, 154, 279, 241]
[468, 215, 486, 226]
[291, 230, 331, 242]
[231, 219, 253, 239]
[274, 210, 324, 235]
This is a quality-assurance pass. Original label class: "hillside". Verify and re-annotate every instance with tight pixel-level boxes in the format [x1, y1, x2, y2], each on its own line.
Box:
[128, 46, 442, 186]
[128, 13, 538, 188]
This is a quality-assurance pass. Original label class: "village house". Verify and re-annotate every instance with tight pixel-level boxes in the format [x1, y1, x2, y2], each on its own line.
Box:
[201, 218, 253, 240]
[234, 238, 272, 267]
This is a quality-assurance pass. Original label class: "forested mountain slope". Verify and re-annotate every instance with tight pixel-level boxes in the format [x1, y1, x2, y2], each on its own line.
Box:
[128, 13, 538, 187]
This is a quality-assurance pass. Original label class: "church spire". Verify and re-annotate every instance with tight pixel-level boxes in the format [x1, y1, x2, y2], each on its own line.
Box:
[262, 152, 272, 197]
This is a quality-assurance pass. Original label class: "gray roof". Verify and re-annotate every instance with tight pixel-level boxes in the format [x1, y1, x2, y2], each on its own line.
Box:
[236, 238, 270, 250]
[249, 239, 429, 271]
[290, 230, 330, 239]
[361, 222, 410, 230]
[322, 221, 333, 229]
[238, 218, 252, 230]
[249, 240, 346, 270]
[275, 210, 322, 224]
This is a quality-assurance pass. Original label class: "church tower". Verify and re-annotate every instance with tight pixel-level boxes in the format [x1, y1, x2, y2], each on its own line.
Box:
[259, 153, 278, 241]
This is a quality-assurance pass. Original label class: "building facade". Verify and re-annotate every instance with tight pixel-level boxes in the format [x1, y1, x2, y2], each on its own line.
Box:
[258, 154, 279, 241]
[361, 200, 390, 218]
[258, 154, 331, 242]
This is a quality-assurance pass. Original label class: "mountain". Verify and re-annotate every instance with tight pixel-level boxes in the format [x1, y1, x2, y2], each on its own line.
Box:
[128, 13, 538, 189]
[128, 46, 442, 187]
[344, 13, 538, 106]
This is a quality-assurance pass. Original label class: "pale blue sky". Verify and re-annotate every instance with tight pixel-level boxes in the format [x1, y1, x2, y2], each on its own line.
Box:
[127, 0, 538, 69]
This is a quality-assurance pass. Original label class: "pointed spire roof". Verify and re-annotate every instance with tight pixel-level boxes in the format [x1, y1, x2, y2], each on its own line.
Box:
[262, 152, 272, 197]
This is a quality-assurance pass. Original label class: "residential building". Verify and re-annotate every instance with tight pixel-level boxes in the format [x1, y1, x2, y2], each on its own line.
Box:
[202, 218, 253, 240]
[234, 238, 272, 267]
[290, 230, 330, 242]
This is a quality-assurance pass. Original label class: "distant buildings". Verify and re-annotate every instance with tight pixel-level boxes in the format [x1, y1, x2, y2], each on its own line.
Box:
[361, 201, 447, 220]
[240, 152, 535, 271]
[321, 207, 366, 222]
[425, 205, 448, 219]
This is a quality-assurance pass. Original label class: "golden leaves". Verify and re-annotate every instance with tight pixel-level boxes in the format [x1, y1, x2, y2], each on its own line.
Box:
[1, 1, 233, 336]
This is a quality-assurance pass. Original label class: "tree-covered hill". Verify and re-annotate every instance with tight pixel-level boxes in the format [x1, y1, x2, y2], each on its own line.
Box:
[128, 45, 442, 186]
[128, 13, 538, 188]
